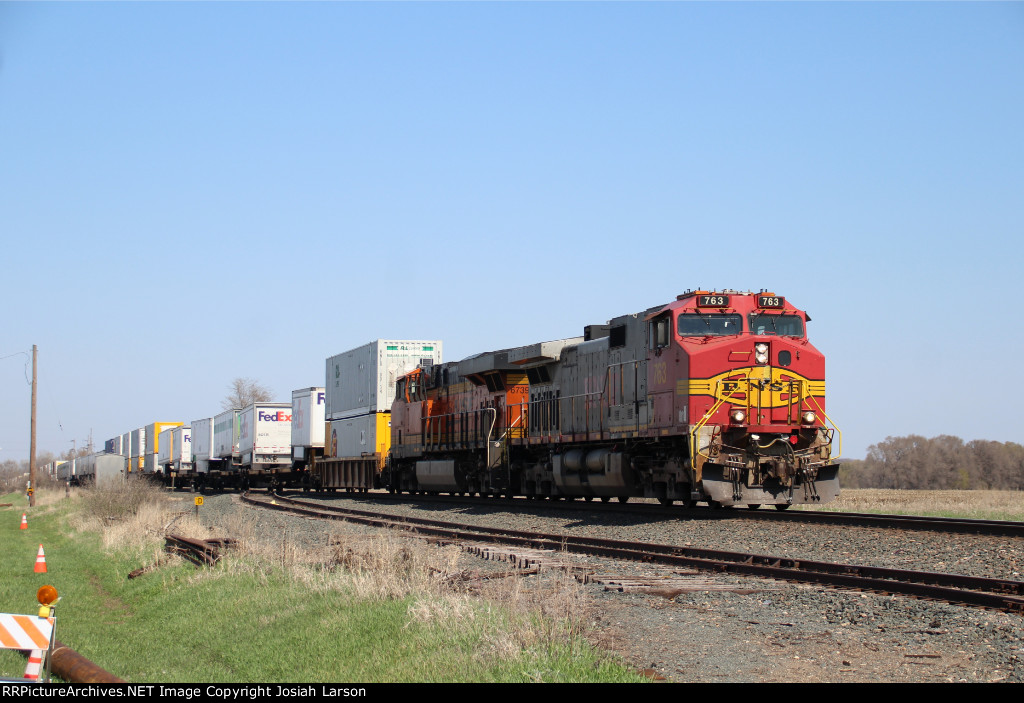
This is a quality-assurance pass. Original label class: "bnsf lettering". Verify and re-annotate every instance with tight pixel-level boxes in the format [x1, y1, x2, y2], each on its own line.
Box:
[258, 411, 293, 422]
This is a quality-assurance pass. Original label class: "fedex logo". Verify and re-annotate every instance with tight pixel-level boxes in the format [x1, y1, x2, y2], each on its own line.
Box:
[259, 411, 292, 422]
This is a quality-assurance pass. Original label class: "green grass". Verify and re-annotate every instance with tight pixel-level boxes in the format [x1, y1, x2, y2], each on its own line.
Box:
[0, 492, 643, 683]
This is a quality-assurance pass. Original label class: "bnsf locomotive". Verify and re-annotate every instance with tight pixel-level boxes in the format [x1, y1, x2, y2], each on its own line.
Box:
[386, 290, 840, 509]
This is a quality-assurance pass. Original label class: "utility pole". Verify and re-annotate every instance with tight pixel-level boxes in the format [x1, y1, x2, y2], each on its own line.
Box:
[29, 345, 37, 508]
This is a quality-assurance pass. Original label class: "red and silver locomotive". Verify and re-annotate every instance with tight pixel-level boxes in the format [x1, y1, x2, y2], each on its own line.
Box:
[387, 290, 840, 508]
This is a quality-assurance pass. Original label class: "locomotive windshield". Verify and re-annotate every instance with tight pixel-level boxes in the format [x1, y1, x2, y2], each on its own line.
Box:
[677, 313, 743, 337]
[748, 313, 804, 337]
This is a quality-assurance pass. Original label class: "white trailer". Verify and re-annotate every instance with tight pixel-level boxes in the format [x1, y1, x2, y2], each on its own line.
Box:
[213, 409, 241, 464]
[191, 417, 215, 474]
[144, 421, 182, 473]
[291, 387, 326, 469]
[129, 428, 145, 473]
[158, 426, 192, 481]
[238, 402, 292, 480]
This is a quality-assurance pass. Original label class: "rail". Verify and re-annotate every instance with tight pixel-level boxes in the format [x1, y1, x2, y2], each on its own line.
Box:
[245, 493, 1024, 613]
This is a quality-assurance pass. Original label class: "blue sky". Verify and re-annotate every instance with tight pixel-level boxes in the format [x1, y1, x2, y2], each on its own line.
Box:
[1, 2, 1021, 463]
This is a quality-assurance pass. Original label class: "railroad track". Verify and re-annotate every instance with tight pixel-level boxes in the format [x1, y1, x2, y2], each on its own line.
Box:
[243, 492, 1024, 613]
[274, 487, 1024, 538]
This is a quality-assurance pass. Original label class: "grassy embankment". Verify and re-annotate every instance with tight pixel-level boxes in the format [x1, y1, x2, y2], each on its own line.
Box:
[0, 484, 642, 683]
[793, 488, 1024, 521]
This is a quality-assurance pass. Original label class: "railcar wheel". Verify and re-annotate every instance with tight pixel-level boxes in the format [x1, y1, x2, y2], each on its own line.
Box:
[583, 496, 593, 502]
[746, 504, 761, 511]
[617, 496, 629, 503]
[774, 504, 791, 511]
[658, 497, 674, 506]
[600, 496, 611, 503]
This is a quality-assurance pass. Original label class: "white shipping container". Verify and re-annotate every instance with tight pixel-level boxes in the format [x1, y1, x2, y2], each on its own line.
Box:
[291, 387, 326, 449]
[239, 402, 292, 466]
[214, 409, 241, 460]
[325, 340, 442, 419]
[191, 417, 215, 472]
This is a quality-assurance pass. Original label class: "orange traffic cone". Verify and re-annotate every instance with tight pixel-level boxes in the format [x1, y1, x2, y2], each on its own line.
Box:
[23, 649, 43, 680]
[34, 545, 47, 573]
[20, 513, 27, 530]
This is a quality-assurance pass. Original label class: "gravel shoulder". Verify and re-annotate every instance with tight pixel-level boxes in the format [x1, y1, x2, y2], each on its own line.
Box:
[190, 491, 1024, 683]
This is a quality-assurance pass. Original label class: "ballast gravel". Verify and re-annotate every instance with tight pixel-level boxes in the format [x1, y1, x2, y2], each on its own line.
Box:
[188, 491, 1024, 683]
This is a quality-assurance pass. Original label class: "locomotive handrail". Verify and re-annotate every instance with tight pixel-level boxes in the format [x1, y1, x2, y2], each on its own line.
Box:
[805, 394, 842, 461]
[422, 407, 496, 451]
[690, 394, 734, 470]
[690, 373, 840, 468]
[564, 389, 605, 435]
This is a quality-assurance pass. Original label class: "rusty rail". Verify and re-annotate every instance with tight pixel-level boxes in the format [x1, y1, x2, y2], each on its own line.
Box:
[164, 535, 235, 566]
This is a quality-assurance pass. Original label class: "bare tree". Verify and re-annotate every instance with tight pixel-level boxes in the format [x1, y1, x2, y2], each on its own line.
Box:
[222, 377, 273, 410]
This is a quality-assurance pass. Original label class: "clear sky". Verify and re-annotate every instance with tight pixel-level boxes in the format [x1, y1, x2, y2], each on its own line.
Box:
[1, 2, 1021, 463]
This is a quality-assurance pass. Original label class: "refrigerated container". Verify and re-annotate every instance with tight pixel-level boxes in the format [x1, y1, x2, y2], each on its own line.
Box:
[325, 340, 442, 419]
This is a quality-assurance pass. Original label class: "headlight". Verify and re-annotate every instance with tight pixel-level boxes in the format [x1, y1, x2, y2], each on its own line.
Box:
[801, 411, 816, 425]
[755, 343, 769, 364]
[730, 409, 746, 424]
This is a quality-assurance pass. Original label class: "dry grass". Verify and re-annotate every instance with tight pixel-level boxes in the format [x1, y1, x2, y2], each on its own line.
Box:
[68, 478, 211, 561]
[61, 484, 595, 660]
[799, 488, 1024, 520]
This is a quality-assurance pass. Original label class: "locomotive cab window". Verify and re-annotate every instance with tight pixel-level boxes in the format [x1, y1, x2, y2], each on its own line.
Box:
[748, 313, 804, 337]
[650, 315, 672, 349]
[676, 313, 743, 337]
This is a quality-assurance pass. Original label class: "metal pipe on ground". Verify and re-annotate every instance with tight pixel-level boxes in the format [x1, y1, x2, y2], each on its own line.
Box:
[41, 641, 125, 684]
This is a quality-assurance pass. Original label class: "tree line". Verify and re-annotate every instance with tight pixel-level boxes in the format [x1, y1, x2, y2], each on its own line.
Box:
[840, 435, 1024, 490]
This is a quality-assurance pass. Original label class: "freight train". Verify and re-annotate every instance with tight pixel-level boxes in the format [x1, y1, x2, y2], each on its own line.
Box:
[46, 290, 840, 508]
[385, 290, 840, 509]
